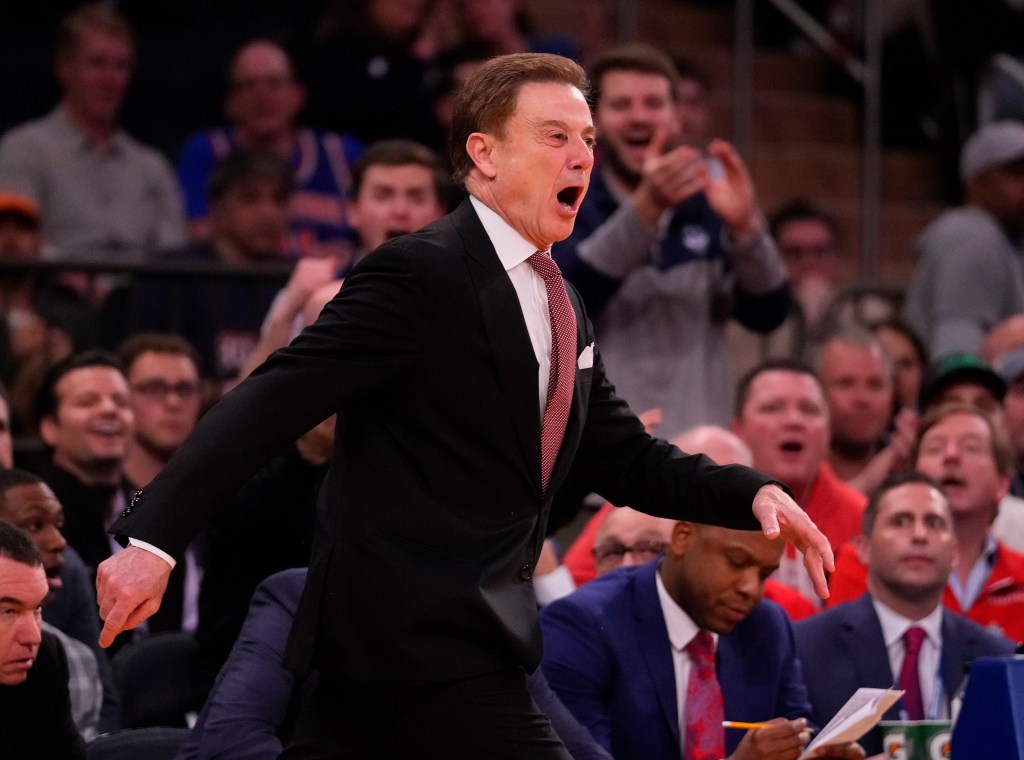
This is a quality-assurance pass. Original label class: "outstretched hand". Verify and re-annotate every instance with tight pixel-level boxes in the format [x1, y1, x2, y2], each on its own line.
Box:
[702, 138, 760, 237]
[753, 484, 835, 599]
[96, 546, 172, 648]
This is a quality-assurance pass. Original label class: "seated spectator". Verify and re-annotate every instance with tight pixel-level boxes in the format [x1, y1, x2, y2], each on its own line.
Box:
[0, 468, 117, 735]
[180, 568, 612, 760]
[540, 518, 863, 760]
[0, 5, 184, 261]
[769, 199, 841, 334]
[177, 39, 363, 260]
[828, 404, 1024, 642]
[118, 333, 205, 633]
[0, 519, 85, 758]
[816, 326, 918, 494]
[994, 348, 1024, 501]
[0, 193, 98, 434]
[35, 351, 134, 576]
[871, 318, 929, 412]
[904, 120, 1024, 357]
[106, 151, 295, 388]
[730, 360, 866, 602]
[795, 472, 1015, 756]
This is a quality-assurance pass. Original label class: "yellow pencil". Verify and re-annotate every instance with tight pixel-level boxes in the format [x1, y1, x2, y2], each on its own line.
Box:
[722, 721, 773, 730]
[722, 721, 817, 732]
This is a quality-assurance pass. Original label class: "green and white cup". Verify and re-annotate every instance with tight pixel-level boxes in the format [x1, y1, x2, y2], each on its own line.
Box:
[878, 720, 952, 760]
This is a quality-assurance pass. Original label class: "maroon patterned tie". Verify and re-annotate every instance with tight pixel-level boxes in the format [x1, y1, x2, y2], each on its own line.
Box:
[528, 251, 577, 493]
[684, 630, 724, 760]
[899, 626, 926, 720]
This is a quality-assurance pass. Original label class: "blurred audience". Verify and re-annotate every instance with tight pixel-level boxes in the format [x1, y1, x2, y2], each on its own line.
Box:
[904, 120, 1024, 357]
[816, 326, 918, 494]
[0, 5, 185, 262]
[177, 39, 363, 260]
[871, 318, 929, 412]
[107, 150, 294, 388]
[555, 44, 790, 437]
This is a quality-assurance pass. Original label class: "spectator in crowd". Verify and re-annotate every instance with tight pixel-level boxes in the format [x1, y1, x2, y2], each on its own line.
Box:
[816, 326, 918, 494]
[177, 39, 363, 260]
[554, 44, 790, 437]
[35, 350, 134, 577]
[769, 199, 842, 334]
[993, 347, 1024, 500]
[871, 319, 929, 412]
[238, 139, 449, 380]
[0, 386, 12, 469]
[108, 151, 294, 387]
[0, 468, 117, 735]
[982, 313, 1024, 365]
[119, 333, 204, 633]
[541, 518, 863, 760]
[828, 404, 1024, 642]
[916, 352, 1024, 552]
[672, 56, 712, 148]
[795, 472, 1015, 756]
[917, 352, 1006, 424]
[904, 120, 1024, 358]
[0, 5, 185, 261]
[591, 507, 675, 578]
[0, 193, 98, 434]
[0, 519, 85, 758]
[300, 0, 441, 146]
[731, 360, 866, 602]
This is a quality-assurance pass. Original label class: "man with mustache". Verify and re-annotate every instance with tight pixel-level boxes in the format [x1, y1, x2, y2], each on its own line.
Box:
[795, 471, 1015, 757]
[540, 518, 863, 760]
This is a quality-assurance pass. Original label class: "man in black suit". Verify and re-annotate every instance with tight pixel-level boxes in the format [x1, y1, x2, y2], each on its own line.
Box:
[794, 471, 1015, 756]
[96, 53, 833, 758]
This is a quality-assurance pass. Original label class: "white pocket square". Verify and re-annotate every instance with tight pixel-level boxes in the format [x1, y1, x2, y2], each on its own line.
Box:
[577, 343, 595, 370]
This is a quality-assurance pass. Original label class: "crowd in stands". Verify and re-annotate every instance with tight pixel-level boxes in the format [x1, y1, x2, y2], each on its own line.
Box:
[2, 2, 1024, 758]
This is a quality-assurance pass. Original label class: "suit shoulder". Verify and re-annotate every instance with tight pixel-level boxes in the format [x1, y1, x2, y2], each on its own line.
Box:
[542, 566, 640, 622]
[793, 600, 854, 639]
[945, 610, 1017, 656]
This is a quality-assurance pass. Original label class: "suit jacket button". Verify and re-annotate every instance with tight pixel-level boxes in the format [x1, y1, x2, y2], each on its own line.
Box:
[519, 564, 532, 581]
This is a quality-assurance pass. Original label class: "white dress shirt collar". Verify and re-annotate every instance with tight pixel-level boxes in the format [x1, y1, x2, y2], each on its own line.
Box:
[873, 598, 943, 651]
[470, 195, 544, 268]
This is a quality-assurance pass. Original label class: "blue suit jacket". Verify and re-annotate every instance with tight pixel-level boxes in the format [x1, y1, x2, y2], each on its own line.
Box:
[793, 594, 1015, 757]
[540, 560, 813, 760]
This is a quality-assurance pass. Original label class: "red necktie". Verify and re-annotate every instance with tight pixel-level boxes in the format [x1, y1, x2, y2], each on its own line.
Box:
[899, 626, 926, 720]
[684, 630, 724, 760]
[528, 251, 577, 493]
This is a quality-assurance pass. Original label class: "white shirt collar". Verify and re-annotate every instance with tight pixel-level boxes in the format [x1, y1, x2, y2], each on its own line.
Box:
[872, 597, 944, 650]
[656, 565, 718, 653]
[469, 195, 542, 271]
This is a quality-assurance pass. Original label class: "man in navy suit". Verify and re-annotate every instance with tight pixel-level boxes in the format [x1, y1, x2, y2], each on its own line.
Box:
[794, 471, 1015, 757]
[541, 520, 863, 760]
[94, 53, 833, 758]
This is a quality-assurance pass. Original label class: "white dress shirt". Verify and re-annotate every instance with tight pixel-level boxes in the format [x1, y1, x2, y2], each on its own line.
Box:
[872, 598, 947, 719]
[656, 568, 719, 755]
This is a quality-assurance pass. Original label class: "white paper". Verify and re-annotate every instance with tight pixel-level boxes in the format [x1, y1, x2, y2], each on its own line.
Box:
[798, 687, 904, 759]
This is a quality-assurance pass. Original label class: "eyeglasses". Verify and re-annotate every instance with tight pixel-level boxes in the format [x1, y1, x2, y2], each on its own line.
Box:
[593, 539, 668, 568]
[131, 379, 200, 401]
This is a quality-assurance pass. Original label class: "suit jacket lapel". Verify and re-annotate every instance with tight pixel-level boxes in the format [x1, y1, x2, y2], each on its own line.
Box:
[939, 610, 970, 700]
[846, 595, 903, 720]
[634, 562, 682, 747]
[453, 201, 543, 493]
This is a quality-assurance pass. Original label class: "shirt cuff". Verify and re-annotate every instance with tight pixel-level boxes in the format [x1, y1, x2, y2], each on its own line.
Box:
[533, 564, 576, 606]
[128, 538, 177, 569]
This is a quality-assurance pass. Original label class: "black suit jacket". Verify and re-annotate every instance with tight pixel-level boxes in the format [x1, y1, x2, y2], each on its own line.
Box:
[112, 199, 771, 686]
[793, 594, 1015, 756]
